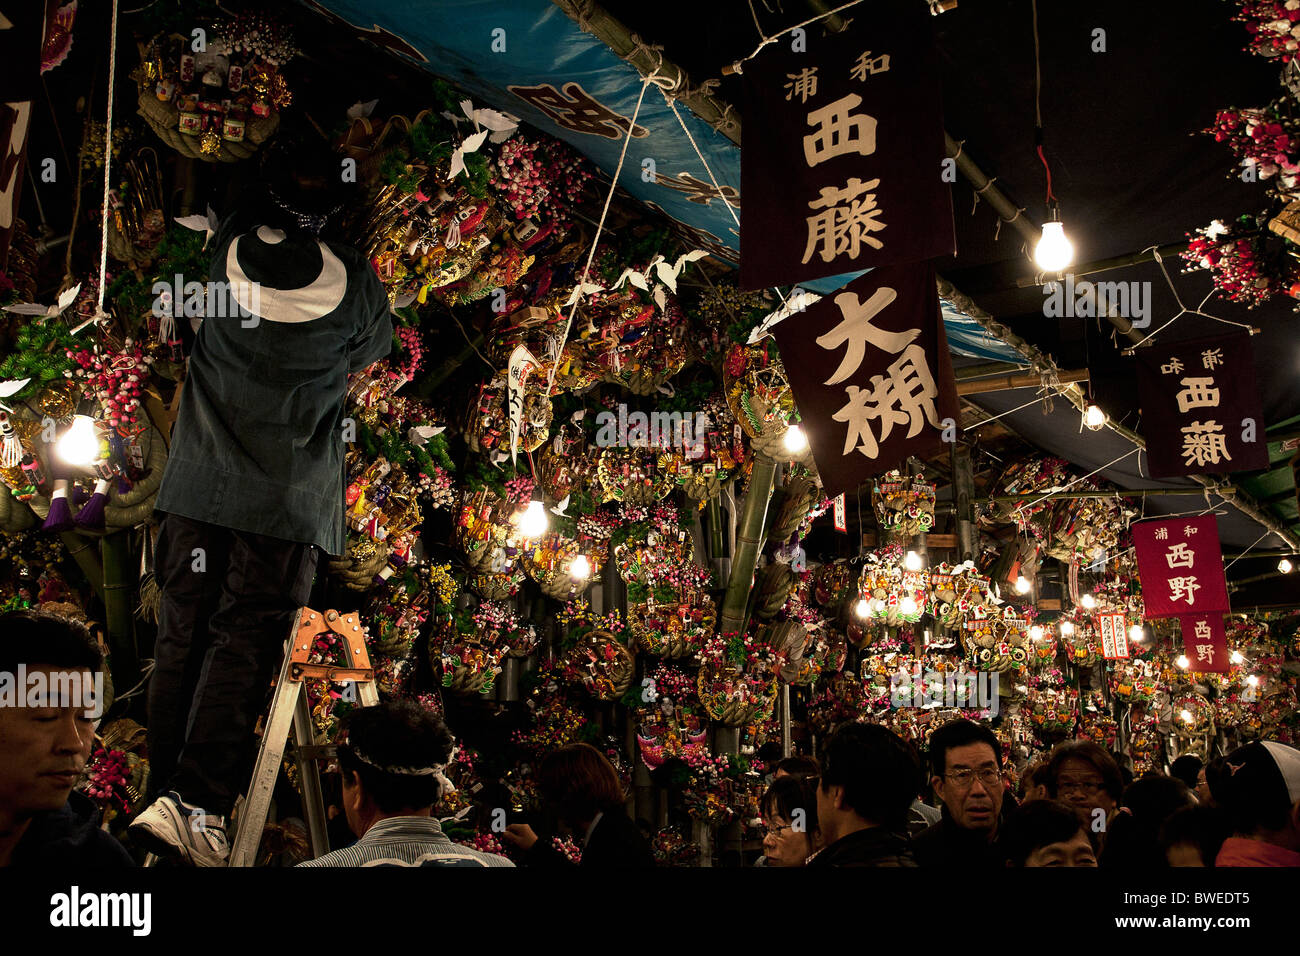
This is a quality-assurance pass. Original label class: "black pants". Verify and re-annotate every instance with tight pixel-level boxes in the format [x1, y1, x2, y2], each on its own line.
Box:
[147, 512, 318, 817]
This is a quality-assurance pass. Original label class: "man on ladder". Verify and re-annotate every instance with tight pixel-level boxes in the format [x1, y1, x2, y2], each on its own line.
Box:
[129, 131, 392, 867]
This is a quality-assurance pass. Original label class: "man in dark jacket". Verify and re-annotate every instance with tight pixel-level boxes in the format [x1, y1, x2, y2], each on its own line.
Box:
[809, 723, 918, 867]
[913, 718, 1012, 867]
[0, 611, 133, 868]
[132, 135, 392, 866]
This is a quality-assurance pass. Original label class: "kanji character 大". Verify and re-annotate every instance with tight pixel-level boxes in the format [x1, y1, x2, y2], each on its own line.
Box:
[850, 51, 891, 81]
[1175, 377, 1221, 413]
[508, 83, 649, 139]
[1168, 575, 1201, 606]
[816, 287, 919, 385]
[1164, 542, 1195, 569]
[785, 67, 819, 103]
[801, 177, 887, 265]
[832, 344, 940, 459]
[1180, 420, 1232, 468]
[803, 94, 877, 167]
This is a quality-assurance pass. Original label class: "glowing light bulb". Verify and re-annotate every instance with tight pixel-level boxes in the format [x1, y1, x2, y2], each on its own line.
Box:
[1128, 624, 1144, 642]
[1230, 651, 1244, 665]
[870, 598, 885, 613]
[55, 415, 99, 466]
[900, 596, 918, 616]
[1059, 620, 1075, 637]
[1014, 576, 1032, 594]
[1080, 594, 1097, 610]
[1246, 674, 1259, 688]
[783, 424, 808, 454]
[1180, 708, 1194, 724]
[569, 554, 591, 580]
[1084, 404, 1106, 430]
[1279, 558, 1294, 574]
[1029, 625, 1045, 641]
[1176, 654, 1190, 670]
[855, 598, 870, 618]
[1034, 220, 1074, 272]
[904, 550, 922, 571]
[517, 499, 548, 538]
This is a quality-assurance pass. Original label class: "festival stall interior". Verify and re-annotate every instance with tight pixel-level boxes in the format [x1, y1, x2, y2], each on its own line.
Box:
[2, 0, 1299, 867]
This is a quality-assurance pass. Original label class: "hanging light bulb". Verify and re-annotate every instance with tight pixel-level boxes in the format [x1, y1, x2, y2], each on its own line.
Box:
[1230, 650, 1245, 665]
[55, 415, 99, 467]
[900, 596, 918, 616]
[1246, 674, 1260, 688]
[569, 554, 591, 581]
[783, 424, 808, 454]
[517, 498, 548, 538]
[1279, 558, 1294, 574]
[855, 598, 870, 618]
[904, 550, 922, 571]
[1176, 654, 1190, 670]
[870, 598, 886, 614]
[1083, 404, 1106, 430]
[1034, 218, 1074, 272]
[1128, 624, 1144, 643]
[1014, 575, 1032, 594]
[1029, 625, 1045, 641]
[1059, 620, 1075, 637]
[1180, 708, 1194, 724]
[1080, 594, 1097, 610]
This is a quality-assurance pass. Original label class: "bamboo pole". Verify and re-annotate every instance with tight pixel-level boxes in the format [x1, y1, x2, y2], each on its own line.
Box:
[951, 441, 976, 562]
[100, 530, 137, 698]
[719, 456, 777, 636]
[60, 531, 105, 605]
[956, 369, 1088, 395]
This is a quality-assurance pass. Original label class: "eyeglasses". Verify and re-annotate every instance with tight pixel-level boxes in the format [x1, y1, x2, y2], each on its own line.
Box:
[944, 768, 1002, 789]
[762, 823, 795, 838]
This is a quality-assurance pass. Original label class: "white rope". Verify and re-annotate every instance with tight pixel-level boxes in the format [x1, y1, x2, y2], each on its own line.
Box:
[964, 387, 1066, 431]
[1013, 447, 1141, 516]
[1223, 529, 1274, 572]
[725, 0, 869, 77]
[544, 76, 656, 396]
[657, 85, 788, 309]
[1124, 245, 1257, 352]
[95, 0, 121, 319]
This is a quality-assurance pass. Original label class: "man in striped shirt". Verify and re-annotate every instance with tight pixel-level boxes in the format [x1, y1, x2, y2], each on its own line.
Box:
[298, 700, 512, 868]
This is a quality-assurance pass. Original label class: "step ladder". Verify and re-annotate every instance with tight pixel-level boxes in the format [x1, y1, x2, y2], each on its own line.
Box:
[224, 606, 379, 867]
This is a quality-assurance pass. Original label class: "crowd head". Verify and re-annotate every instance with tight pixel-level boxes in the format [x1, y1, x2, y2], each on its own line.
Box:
[761, 773, 821, 866]
[1002, 799, 1098, 867]
[1043, 741, 1123, 820]
[816, 722, 919, 843]
[928, 719, 1004, 833]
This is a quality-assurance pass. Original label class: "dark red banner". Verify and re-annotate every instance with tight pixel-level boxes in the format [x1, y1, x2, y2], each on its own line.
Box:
[739, 0, 954, 288]
[1134, 331, 1267, 478]
[1132, 515, 1229, 618]
[771, 261, 958, 498]
[1178, 612, 1229, 673]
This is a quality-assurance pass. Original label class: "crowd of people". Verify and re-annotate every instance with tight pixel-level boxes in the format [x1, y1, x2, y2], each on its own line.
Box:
[2, 609, 1299, 869]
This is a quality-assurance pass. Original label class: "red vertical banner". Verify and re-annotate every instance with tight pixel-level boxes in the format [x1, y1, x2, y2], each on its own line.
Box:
[1179, 613, 1229, 673]
[1132, 515, 1229, 618]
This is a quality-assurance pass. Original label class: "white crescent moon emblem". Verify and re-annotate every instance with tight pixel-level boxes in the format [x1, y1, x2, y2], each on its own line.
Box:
[225, 226, 348, 322]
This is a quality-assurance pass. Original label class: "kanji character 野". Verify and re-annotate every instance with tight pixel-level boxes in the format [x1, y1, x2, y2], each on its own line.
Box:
[1168, 575, 1201, 606]
[832, 344, 940, 458]
[801, 177, 887, 265]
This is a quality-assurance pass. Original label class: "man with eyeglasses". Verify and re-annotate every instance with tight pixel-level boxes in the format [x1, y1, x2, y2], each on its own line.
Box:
[913, 719, 1013, 868]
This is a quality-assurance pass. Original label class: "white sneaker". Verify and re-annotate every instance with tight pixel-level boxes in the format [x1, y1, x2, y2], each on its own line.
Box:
[129, 792, 230, 867]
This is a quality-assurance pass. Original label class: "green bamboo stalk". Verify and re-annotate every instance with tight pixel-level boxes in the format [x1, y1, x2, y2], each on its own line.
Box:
[719, 455, 777, 636]
[706, 496, 723, 559]
[59, 531, 104, 605]
[100, 530, 137, 697]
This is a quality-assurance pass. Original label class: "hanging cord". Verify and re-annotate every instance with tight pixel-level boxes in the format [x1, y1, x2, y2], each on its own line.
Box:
[1123, 246, 1258, 352]
[544, 74, 660, 396]
[93, 0, 121, 320]
[1223, 529, 1274, 572]
[1030, 0, 1057, 209]
[657, 84, 789, 311]
[720, 0, 868, 77]
[964, 385, 1067, 432]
